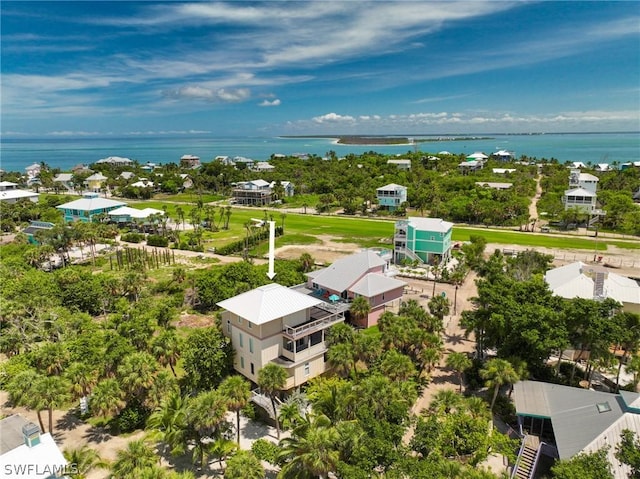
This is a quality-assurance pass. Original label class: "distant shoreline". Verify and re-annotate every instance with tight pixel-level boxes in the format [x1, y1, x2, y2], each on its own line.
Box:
[281, 135, 495, 145]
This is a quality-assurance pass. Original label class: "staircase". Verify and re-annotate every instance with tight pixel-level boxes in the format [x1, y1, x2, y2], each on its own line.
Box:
[511, 435, 542, 479]
[588, 215, 600, 227]
[593, 271, 606, 299]
[251, 388, 283, 419]
[399, 247, 425, 265]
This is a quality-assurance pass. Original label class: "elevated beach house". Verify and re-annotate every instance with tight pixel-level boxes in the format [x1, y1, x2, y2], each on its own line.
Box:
[56, 192, 126, 222]
[394, 217, 454, 266]
[562, 169, 606, 226]
[231, 179, 272, 206]
[376, 183, 407, 212]
[217, 283, 346, 389]
[0, 181, 39, 204]
[83, 172, 108, 192]
[305, 250, 406, 328]
[511, 381, 640, 479]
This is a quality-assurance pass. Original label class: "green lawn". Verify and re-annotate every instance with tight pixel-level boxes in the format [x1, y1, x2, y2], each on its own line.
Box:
[128, 202, 640, 253]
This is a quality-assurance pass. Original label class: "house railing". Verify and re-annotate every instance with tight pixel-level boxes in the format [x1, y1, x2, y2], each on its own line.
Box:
[282, 312, 345, 339]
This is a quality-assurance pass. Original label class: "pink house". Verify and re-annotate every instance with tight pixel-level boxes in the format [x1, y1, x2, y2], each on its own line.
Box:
[305, 250, 406, 328]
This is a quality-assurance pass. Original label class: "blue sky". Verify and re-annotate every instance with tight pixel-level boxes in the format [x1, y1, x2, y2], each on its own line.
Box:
[1, 1, 639, 138]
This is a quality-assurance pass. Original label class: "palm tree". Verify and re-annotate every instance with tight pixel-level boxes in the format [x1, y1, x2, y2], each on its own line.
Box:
[63, 445, 108, 479]
[91, 378, 126, 419]
[429, 389, 461, 415]
[224, 206, 232, 230]
[219, 375, 251, 445]
[146, 391, 188, 456]
[110, 439, 157, 478]
[379, 350, 416, 382]
[446, 352, 472, 393]
[175, 206, 185, 231]
[33, 375, 71, 433]
[187, 390, 229, 467]
[480, 358, 520, 411]
[299, 252, 315, 273]
[145, 370, 179, 410]
[6, 369, 45, 432]
[117, 352, 160, 401]
[64, 362, 99, 401]
[419, 346, 443, 374]
[349, 296, 370, 326]
[224, 450, 264, 479]
[257, 363, 288, 439]
[152, 330, 181, 377]
[329, 341, 358, 378]
[208, 437, 237, 470]
[428, 294, 451, 323]
[278, 414, 340, 479]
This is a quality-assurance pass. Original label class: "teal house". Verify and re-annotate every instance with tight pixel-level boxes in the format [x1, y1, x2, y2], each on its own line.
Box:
[56, 192, 126, 222]
[376, 183, 407, 212]
[394, 217, 454, 265]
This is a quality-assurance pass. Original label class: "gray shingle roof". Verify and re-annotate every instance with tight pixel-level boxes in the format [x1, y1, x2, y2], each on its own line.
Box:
[349, 273, 406, 297]
[307, 250, 386, 293]
[514, 381, 631, 459]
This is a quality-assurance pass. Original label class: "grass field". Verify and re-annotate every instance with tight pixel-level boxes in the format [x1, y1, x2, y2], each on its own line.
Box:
[126, 202, 639, 253]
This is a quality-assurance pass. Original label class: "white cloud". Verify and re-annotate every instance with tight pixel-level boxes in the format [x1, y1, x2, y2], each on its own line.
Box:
[312, 113, 356, 124]
[259, 99, 281, 107]
[162, 86, 250, 102]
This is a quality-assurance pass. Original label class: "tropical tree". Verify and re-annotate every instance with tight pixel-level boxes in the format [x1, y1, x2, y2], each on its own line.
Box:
[278, 414, 340, 479]
[428, 294, 451, 323]
[146, 391, 188, 457]
[117, 352, 160, 402]
[152, 330, 181, 377]
[257, 363, 288, 439]
[480, 358, 520, 411]
[349, 296, 371, 326]
[327, 342, 356, 378]
[6, 369, 45, 432]
[187, 390, 230, 467]
[551, 448, 613, 479]
[224, 450, 264, 479]
[299, 252, 315, 273]
[446, 352, 472, 393]
[63, 446, 108, 479]
[219, 375, 251, 445]
[379, 349, 416, 382]
[110, 439, 158, 479]
[91, 378, 126, 420]
[33, 375, 71, 433]
[64, 362, 99, 401]
[615, 429, 640, 477]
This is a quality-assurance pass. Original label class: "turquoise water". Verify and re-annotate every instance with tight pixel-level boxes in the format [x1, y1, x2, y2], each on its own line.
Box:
[1, 132, 638, 172]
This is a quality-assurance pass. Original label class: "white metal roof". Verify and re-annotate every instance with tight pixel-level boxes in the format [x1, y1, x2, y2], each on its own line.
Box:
[476, 182, 513, 189]
[467, 152, 488, 159]
[0, 181, 18, 187]
[307, 250, 387, 293]
[349, 273, 406, 297]
[0, 190, 39, 201]
[387, 159, 411, 164]
[492, 168, 516, 174]
[564, 187, 596, 197]
[406, 217, 454, 233]
[217, 283, 323, 325]
[56, 197, 126, 211]
[108, 206, 163, 219]
[85, 172, 107, 181]
[96, 156, 132, 164]
[579, 173, 599, 182]
[545, 262, 640, 305]
[376, 183, 406, 191]
[53, 173, 73, 182]
[181, 154, 200, 160]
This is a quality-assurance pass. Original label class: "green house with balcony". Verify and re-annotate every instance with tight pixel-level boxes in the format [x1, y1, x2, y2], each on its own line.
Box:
[56, 192, 126, 222]
[394, 217, 454, 265]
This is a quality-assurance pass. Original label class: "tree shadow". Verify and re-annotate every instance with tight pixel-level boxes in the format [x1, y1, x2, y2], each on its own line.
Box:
[82, 425, 114, 444]
[430, 372, 458, 385]
[241, 419, 276, 441]
[56, 408, 84, 432]
[445, 333, 468, 346]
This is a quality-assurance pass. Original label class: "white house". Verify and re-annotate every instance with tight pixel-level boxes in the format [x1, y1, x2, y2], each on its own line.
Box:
[387, 159, 412, 170]
[218, 283, 346, 389]
[96, 156, 132, 166]
[0, 181, 39, 204]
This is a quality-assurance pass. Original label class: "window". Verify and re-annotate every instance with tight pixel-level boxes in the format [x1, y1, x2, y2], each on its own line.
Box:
[240, 357, 244, 369]
[239, 333, 243, 348]
[227, 320, 231, 334]
[249, 338, 253, 353]
[238, 317, 243, 324]
[250, 363, 255, 375]
[248, 322, 252, 329]
[304, 362, 310, 376]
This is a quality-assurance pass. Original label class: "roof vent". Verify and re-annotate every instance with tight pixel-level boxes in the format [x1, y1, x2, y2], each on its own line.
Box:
[22, 422, 41, 447]
[596, 402, 612, 413]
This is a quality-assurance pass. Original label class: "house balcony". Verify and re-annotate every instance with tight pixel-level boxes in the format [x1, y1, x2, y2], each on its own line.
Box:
[282, 307, 345, 340]
[279, 340, 328, 364]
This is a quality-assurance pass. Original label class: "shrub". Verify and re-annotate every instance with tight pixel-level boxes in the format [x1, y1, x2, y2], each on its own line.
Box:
[251, 438, 281, 465]
[146, 234, 168, 247]
[116, 403, 149, 432]
[121, 232, 144, 243]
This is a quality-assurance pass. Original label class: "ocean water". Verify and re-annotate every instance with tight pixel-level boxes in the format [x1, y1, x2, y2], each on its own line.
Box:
[0, 132, 638, 173]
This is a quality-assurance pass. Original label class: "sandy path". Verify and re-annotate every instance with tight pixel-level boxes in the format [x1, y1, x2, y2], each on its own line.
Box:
[529, 173, 543, 221]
